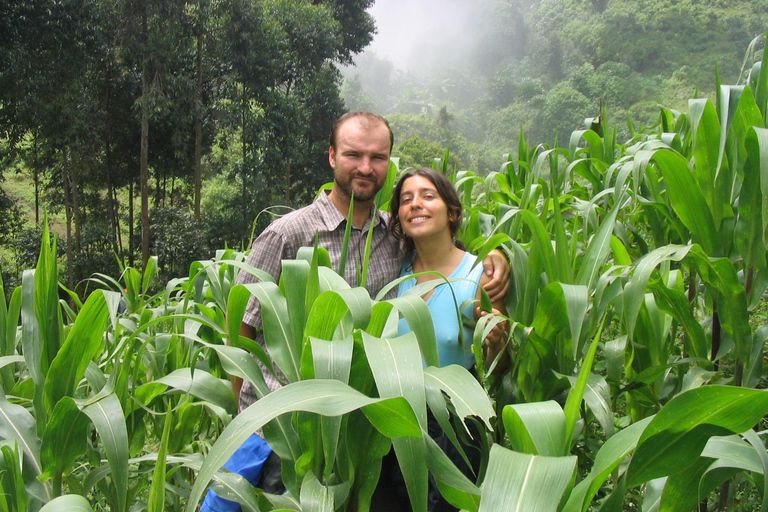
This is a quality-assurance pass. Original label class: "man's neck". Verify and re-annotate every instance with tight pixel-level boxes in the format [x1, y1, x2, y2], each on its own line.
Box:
[328, 189, 375, 228]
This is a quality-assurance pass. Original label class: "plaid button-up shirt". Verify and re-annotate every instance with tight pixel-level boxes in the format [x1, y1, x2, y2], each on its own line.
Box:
[235, 191, 404, 411]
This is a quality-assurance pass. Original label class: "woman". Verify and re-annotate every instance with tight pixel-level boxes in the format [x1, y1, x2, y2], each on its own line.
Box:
[389, 167, 509, 372]
[385, 167, 509, 512]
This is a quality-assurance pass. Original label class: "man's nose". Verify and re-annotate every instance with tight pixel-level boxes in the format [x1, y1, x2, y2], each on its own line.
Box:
[358, 156, 372, 173]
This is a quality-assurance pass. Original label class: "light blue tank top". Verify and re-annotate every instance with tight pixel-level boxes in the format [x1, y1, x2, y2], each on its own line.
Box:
[397, 252, 483, 368]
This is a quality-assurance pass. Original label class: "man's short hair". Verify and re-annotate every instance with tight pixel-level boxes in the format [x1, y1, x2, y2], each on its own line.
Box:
[330, 111, 394, 153]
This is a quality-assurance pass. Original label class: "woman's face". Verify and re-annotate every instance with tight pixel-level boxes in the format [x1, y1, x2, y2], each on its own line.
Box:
[397, 175, 452, 241]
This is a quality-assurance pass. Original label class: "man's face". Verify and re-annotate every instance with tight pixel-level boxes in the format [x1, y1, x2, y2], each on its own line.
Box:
[328, 118, 391, 203]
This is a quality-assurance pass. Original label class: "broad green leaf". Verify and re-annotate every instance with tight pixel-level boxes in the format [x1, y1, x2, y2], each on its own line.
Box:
[648, 149, 719, 255]
[575, 199, 621, 290]
[39, 494, 94, 512]
[198, 342, 271, 399]
[305, 288, 372, 341]
[185, 379, 420, 512]
[20, 269, 46, 433]
[562, 371, 615, 439]
[34, 221, 61, 372]
[0, 397, 50, 502]
[502, 401, 566, 456]
[423, 433, 481, 512]
[78, 393, 128, 512]
[563, 314, 605, 447]
[240, 282, 299, 382]
[299, 471, 334, 512]
[0, 442, 28, 512]
[210, 471, 262, 512]
[309, 336, 354, 480]
[626, 386, 768, 487]
[362, 331, 428, 512]
[142, 255, 158, 295]
[371, 292, 439, 368]
[562, 417, 652, 512]
[44, 290, 108, 414]
[40, 398, 89, 485]
[147, 402, 172, 512]
[478, 445, 576, 512]
[624, 245, 692, 340]
[147, 368, 236, 413]
[737, 127, 768, 274]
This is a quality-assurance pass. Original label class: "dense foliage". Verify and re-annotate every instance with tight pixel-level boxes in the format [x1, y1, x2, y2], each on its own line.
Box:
[2, 36, 768, 509]
[343, 0, 768, 174]
[0, 0, 374, 290]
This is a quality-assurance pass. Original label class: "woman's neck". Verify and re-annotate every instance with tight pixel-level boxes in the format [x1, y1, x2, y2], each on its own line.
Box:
[411, 236, 465, 276]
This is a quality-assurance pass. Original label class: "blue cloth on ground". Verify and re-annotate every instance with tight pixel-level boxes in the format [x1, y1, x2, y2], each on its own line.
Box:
[201, 433, 273, 512]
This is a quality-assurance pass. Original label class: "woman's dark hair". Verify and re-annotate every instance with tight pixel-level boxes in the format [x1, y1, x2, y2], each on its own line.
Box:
[389, 167, 464, 255]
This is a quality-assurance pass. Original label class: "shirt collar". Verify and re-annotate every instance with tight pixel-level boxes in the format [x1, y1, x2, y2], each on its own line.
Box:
[317, 190, 388, 232]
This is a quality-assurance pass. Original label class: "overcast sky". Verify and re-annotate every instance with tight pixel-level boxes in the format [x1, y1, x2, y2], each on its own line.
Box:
[365, 0, 478, 71]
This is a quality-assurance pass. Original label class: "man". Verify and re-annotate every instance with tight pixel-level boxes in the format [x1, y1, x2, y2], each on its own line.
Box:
[202, 111, 509, 512]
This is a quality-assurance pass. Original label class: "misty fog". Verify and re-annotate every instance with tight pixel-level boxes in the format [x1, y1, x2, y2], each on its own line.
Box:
[364, 0, 491, 72]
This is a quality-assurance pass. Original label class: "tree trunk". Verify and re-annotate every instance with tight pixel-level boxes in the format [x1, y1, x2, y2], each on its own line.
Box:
[241, 83, 248, 230]
[194, 31, 203, 220]
[285, 159, 291, 206]
[104, 70, 121, 256]
[141, 62, 150, 268]
[129, 179, 134, 268]
[61, 147, 74, 292]
[34, 131, 40, 225]
[71, 154, 82, 258]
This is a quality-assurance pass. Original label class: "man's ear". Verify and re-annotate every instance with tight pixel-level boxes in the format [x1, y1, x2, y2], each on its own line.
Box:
[328, 146, 336, 168]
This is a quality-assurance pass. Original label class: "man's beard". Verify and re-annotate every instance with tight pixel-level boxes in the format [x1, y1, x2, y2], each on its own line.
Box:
[335, 174, 380, 203]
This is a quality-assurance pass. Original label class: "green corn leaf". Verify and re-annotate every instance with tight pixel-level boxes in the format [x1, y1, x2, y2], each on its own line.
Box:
[0, 397, 50, 503]
[362, 331, 428, 512]
[626, 386, 768, 487]
[34, 221, 61, 372]
[305, 288, 372, 342]
[623, 245, 692, 342]
[575, 198, 621, 290]
[647, 149, 720, 255]
[478, 445, 576, 512]
[20, 269, 46, 433]
[142, 255, 158, 296]
[138, 368, 236, 413]
[423, 433, 480, 512]
[281, 259, 311, 350]
[338, 193, 354, 279]
[689, 99, 724, 228]
[737, 127, 768, 277]
[370, 292, 439, 368]
[209, 471, 262, 512]
[184, 379, 420, 512]
[309, 336, 354, 480]
[563, 313, 606, 447]
[359, 207, 376, 290]
[0, 442, 28, 512]
[147, 402, 172, 512]
[44, 290, 108, 414]
[239, 281, 299, 383]
[39, 397, 89, 489]
[78, 392, 128, 512]
[562, 417, 652, 512]
[39, 494, 94, 512]
[299, 471, 334, 512]
[502, 401, 566, 456]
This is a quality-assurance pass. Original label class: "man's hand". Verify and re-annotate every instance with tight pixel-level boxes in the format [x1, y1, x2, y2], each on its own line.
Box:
[481, 249, 511, 302]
